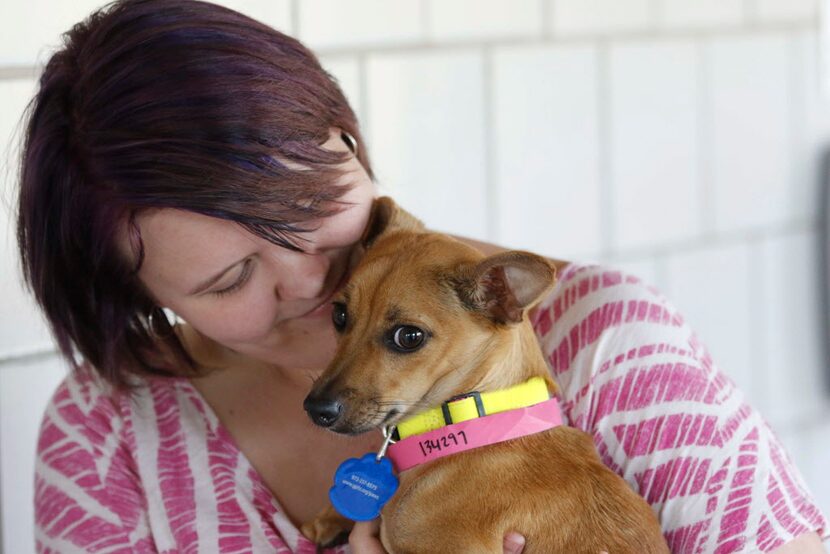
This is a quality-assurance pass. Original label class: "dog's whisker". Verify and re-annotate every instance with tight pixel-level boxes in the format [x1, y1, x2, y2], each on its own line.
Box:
[373, 399, 433, 411]
[373, 396, 431, 405]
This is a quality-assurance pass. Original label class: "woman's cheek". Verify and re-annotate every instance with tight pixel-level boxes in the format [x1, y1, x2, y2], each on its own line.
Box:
[186, 289, 278, 344]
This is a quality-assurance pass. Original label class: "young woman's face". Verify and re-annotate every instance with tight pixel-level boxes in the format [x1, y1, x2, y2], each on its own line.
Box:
[132, 128, 376, 370]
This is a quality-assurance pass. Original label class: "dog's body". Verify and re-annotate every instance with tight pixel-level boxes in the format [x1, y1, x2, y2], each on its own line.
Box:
[302, 198, 669, 553]
[380, 429, 661, 553]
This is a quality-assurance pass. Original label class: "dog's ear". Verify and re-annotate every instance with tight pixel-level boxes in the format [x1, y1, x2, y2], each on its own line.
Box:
[361, 196, 425, 248]
[456, 251, 557, 324]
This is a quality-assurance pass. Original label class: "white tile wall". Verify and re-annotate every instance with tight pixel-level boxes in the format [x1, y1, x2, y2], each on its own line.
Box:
[298, 0, 424, 50]
[319, 56, 364, 125]
[0, 78, 54, 357]
[210, 0, 293, 33]
[365, 50, 488, 238]
[0, 0, 107, 66]
[0, 0, 294, 65]
[707, 34, 794, 233]
[492, 44, 602, 259]
[657, 0, 744, 30]
[662, 242, 758, 404]
[0, 354, 67, 554]
[752, 0, 818, 23]
[604, 255, 661, 291]
[426, 0, 544, 42]
[779, 417, 830, 520]
[793, 32, 830, 223]
[609, 39, 702, 251]
[759, 231, 826, 429]
[550, 0, 653, 36]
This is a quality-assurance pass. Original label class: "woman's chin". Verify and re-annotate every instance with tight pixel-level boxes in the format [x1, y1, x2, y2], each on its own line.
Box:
[260, 324, 337, 370]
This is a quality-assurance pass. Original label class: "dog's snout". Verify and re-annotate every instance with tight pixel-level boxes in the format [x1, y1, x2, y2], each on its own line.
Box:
[303, 396, 344, 428]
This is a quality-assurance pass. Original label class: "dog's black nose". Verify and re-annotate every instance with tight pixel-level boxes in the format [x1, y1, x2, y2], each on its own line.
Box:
[303, 396, 343, 427]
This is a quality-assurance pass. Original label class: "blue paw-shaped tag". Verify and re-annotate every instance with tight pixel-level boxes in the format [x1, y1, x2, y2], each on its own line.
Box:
[330, 453, 399, 521]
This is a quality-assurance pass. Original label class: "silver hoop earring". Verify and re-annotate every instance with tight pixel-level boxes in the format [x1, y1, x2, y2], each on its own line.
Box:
[147, 306, 178, 337]
[341, 130, 358, 156]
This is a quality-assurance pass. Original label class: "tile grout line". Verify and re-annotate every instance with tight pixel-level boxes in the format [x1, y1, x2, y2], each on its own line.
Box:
[649, 0, 662, 31]
[748, 237, 767, 407]
[0, 389, 3, 554]
[290, 0, 300, 40]
[0, 348, 57, 366]
[597, 41, 614, 259]
[788, 31, 808, 235]
[421, 0, 431, 45]
[743, 0, 756, 27]
[482, 45, 498, 243]
[0, 66, 38, 80]
[607, 219, 820, 261]
[698, 37, 716, 237]
[542, 0, 553, 39]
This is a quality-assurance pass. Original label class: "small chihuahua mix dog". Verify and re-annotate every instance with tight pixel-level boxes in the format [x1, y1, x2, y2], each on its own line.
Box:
[302, 197, 669, 553]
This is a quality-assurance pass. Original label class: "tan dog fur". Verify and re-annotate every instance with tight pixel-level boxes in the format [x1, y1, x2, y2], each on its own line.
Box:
[302, 197, 669, 553]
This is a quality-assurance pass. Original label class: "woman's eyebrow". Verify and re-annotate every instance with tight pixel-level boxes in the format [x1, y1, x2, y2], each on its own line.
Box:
[188, 256, 248, 296]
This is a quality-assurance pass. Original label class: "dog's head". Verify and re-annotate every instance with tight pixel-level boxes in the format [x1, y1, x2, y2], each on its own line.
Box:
[303, 197, 557, 434]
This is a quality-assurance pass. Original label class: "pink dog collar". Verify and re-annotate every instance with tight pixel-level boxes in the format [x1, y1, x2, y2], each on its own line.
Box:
[386, 397, 563, 472]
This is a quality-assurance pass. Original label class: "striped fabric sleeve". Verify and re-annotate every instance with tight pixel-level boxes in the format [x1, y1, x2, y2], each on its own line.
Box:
[531, 264, 827, 554]
[33, 368, 155, 554]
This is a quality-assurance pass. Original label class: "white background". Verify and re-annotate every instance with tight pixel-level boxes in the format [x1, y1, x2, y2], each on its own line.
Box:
[1, 0, 829, 552]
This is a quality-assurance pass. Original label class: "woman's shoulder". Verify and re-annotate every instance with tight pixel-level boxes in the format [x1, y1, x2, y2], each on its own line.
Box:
[533, 262, 677, 340]
[550, 262, 666, 301]
[42, 366, 128, 435]
[34, 366, 145, 518]
[38, 364, 182, 452]
[533, 263, 829, 551]
[33, 367, 182, 549]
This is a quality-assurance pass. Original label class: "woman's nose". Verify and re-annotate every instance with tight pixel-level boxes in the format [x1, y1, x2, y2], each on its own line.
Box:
[273, 250, 331, 300]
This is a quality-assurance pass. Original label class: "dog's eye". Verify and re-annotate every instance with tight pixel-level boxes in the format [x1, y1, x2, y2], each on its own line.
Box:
[391, 325, 425, 352]
[332, 302, 347, 331]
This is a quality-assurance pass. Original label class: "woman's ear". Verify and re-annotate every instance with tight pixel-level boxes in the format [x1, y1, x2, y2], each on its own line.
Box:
[454, 251, 557, 324]
[360, 196, 424, 249]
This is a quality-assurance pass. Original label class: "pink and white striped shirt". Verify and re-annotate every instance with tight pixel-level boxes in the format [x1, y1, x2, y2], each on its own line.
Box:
[34, 264, 827, 553]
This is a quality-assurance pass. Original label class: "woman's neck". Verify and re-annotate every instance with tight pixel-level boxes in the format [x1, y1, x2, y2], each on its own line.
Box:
[176, 323, 326, 390]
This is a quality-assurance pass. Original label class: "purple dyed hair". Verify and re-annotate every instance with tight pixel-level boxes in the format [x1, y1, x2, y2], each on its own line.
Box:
[16, 0, 373, 390]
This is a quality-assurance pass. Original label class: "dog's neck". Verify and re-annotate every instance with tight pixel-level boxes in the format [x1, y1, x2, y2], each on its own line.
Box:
[452, 318, 556, 399]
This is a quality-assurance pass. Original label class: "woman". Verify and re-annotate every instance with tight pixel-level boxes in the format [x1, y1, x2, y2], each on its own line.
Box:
[17, 0, 826, 552]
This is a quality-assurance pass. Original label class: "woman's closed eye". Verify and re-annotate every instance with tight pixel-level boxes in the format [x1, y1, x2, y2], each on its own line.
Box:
[211, 258, 254, 296]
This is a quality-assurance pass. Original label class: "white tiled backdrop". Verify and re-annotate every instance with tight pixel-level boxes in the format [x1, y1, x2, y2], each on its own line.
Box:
[1, 0, 829, 552]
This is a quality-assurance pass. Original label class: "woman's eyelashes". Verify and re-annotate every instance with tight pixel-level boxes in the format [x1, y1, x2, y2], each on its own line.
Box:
[211, 258, 254, 296]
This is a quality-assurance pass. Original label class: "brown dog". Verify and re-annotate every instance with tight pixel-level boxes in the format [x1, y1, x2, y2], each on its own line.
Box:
[302, 197, 669, 553]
